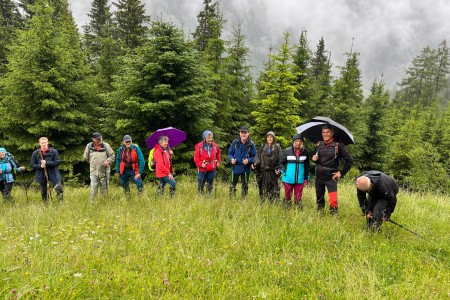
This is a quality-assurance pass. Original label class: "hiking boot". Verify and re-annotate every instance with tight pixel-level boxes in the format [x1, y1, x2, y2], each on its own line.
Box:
[329, 206, 339, 216]
[294, 201, 304, 210]
[283, 200, 292, 209]
[169, 187, 176, 197]
[229, 185, 237, 198]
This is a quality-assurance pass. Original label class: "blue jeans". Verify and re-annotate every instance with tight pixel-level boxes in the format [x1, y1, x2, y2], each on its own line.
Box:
[198, 170, 216, 194]
[119, 169, 143, 193]
[158, 176, 176, 195]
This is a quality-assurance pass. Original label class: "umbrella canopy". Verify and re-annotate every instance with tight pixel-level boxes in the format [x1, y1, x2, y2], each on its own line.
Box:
[146, 127, 186, 150]
[296, 116, 355, 145]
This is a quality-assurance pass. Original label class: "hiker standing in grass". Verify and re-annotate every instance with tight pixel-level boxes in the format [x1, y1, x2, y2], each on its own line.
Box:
[356, 171, 399, 230]
[280, 134, 310, 208]
[31, 137, 64, 204]
[227, 126, 256, 199]
[0, 148, 25, 204]
[312, 125, 353, 215]
[154, 136, 176, 196]
[253, 131, 284, 202]
[84, 132, 115, 201]
[194, 130, 221, 195]
[116, 135, 145, 196]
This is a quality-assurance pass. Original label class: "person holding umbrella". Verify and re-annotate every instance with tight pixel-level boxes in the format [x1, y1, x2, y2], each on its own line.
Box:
[356, 170, 398, 230]
[312, 125, 353, 214]
[194, 130, 221, 195]
[154, 136, 176, 196]
[227, 126, 256, 199]
[115, 135, 145, 196]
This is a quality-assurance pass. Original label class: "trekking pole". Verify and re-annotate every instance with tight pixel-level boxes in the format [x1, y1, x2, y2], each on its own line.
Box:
[38, 151, 53, 202]
[388, 219, 428, 241]
[20, 171, 30, 202]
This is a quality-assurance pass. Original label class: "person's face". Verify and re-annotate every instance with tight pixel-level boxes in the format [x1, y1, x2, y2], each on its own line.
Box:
[322, 129, 333, 143]
[293, 139, 303, 149]
[205, 134, 213, 145]
[93, 137, 102, 145]
[40, 139, 49, 150]
[124, 140, 132, 148]
[160, 139, 169, 148]
[266, 135, 274, 144]
[0, 152, 6, 159]
[240, 131, 249, 141]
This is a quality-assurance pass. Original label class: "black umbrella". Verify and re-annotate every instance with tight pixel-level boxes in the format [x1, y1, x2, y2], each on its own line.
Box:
[296, 116, 355, 145]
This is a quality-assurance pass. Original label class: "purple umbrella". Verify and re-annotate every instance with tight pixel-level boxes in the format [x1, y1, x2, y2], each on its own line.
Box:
[146, 127, 186, 150]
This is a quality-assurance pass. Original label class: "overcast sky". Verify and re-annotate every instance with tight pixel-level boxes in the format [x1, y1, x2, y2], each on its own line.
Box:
[69, 0, 450, 92]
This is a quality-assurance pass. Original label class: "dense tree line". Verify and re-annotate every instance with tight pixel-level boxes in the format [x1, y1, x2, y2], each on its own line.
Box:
[0, 0, 449, 191]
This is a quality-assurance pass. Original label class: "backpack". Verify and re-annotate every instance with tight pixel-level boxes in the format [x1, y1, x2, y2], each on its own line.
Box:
[148, 148, 156, 171]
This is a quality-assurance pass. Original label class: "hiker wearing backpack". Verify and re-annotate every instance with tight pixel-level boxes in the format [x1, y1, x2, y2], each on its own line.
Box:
[312, 125, 353, 215]
[356, 170, 398, 230]
[253, 131, 284, 202]
[280, 134, 310, 208]
[83, 132, 115, 201]
[31, 137, 64, 204]
[0, 148, 25, 204]
[115, 135, 145, 196]
[154, 136, 176, 196]
[227, 126, 256, 199]
[194, 130, 221, 195]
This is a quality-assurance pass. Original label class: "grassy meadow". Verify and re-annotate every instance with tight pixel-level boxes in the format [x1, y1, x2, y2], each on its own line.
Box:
[0, 178, 449, 299]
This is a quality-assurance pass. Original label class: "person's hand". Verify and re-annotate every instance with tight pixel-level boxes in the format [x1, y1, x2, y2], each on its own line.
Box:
[304, 180, 308, 186]
[0, 169, 2, 174]
[41, 160, 46, 168]
[366, 212, 373, 219]
[169, 149, 173, 155]
[19, 167, 26, 171]
[275, 169, 280, 175]
[231, 158, 236, 165]
[103, 161, 110, 166]
[202, 162, 206, 168]
[332, 171, 341, 181]
[134, 174, 141, 180]
[312, 154, 318, 161]
[168, 174, 174, 180]
[242, 158, 248, 165]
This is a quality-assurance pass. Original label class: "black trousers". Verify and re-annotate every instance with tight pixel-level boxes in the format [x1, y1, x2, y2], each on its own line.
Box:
[367, 198, 388, 229]
[230, 172, 249, 198]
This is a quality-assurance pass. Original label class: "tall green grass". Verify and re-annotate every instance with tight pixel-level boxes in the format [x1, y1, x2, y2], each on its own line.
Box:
[1, 179, 449, 299]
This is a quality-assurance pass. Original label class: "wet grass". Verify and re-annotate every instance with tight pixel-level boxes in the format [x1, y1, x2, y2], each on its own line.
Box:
[0, 180, 449, 299]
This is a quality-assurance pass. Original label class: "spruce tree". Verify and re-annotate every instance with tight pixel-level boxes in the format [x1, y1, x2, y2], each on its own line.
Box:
[291, 28, 313, 120]
[0, 0, 23, 74]
[83, 0, 120, 91]
[218, 24, 254, 144]
[252, 32, 301, 148]
[113, 0, 149, 49]
[395, 41, 449, 109]
[0, 0, 95, 179]
[359, 79, 389, 171]
[306, 37, 332, 119]
[106, 21, 213, 169]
